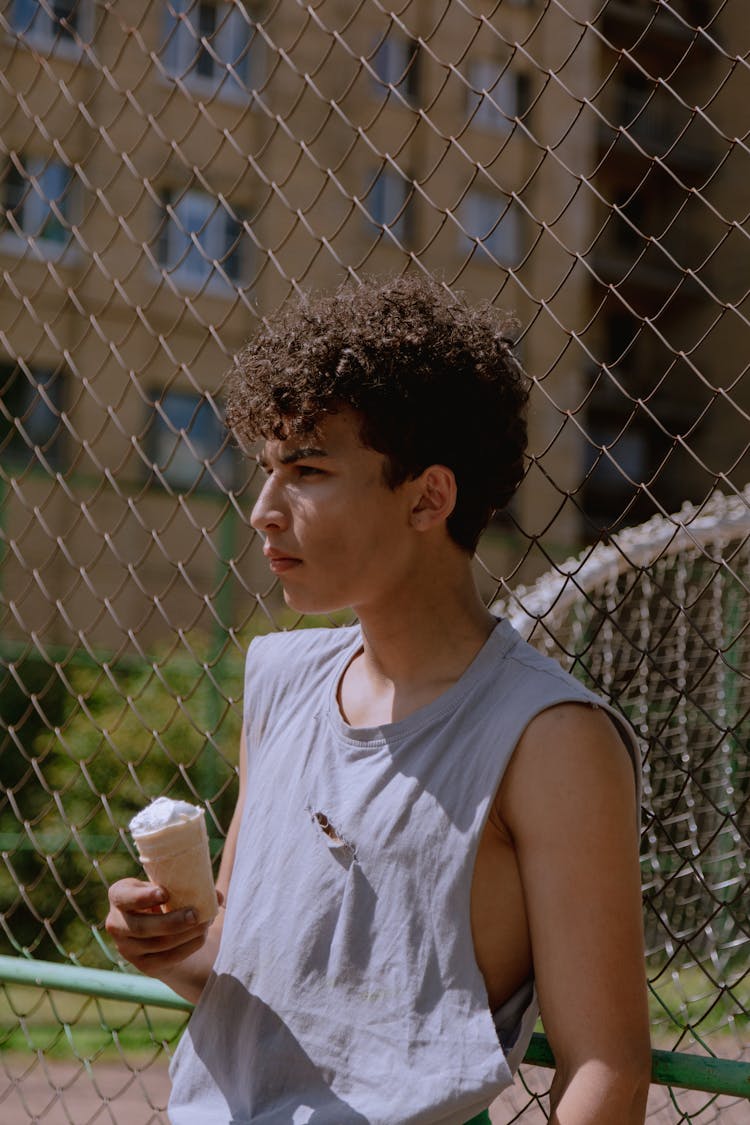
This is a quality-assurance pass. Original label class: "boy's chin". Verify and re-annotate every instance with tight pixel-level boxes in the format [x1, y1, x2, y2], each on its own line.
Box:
[282, 588, 348, 616]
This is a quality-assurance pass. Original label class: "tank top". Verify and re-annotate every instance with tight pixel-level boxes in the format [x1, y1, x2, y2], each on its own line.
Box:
[168, 618, 640, 1124]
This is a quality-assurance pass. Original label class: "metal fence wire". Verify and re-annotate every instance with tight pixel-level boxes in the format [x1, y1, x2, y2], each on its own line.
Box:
[0, 0, 748, 1121]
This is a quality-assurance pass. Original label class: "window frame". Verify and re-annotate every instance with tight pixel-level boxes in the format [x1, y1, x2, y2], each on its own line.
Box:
[155, 186, 248, 293]
[458, 188, 522, 267]
[146, 388, 236, 494]
[370, 31, 421, 106]
[365, 166, 415, 248]
[466, 62, 521, 134]
[0, 360, 67, 471]
[0, 154, 77, 260]
[159, 0, 258, 101]
[8, 0, 92, 57]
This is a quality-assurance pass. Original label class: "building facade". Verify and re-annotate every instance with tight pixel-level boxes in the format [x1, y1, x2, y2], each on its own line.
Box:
[0, 0, 746, 651]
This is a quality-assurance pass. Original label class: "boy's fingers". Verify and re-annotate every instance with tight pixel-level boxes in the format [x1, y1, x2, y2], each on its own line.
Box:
[107, 905, 198, 941]
[108, 878, 168, 912]
[117, 923, 209, 959]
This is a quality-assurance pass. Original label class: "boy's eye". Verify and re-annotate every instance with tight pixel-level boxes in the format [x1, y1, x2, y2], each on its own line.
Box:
[296, 464, 323, 477]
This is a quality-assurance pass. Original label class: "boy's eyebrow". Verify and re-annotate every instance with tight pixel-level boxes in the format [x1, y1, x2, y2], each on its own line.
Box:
[281, 446, 329, 463]
[256, 446, 329, 467]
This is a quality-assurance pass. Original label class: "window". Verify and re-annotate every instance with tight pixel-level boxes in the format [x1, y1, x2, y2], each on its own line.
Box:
[155, 189, 247, 289]
[0, 155, 75, 253]
[160, 1, 257, 95]
[366, 167, 414, 247]
[0, 361, 66, 469]
[459, 189, 521, 266]
[148, 391, 235, 492]
[618, 70, 653, 125]
[581, 410, 652, 534]
[371, 31, 420, 105]
[606, 314, 640, 367]
[580, 393, 686, 534]
[466, 63, 528, 133]
[9, 0, 89, 51]
[583, 422, 648, 492]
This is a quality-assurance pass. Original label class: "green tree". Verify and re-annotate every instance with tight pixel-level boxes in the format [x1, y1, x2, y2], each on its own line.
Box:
[1, 640, 244, 967]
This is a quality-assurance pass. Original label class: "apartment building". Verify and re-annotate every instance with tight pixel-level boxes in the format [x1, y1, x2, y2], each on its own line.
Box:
[0, 0, 744, 651]
[583, 0, 750, 530]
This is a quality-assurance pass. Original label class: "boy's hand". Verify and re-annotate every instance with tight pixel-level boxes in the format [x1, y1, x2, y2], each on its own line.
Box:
[105, 877, 217, 977]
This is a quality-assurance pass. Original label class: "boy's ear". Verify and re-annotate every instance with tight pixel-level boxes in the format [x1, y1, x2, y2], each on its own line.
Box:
[409, 465, 457, 531]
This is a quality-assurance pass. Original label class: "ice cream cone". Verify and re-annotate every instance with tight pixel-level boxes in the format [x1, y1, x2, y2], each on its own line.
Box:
[130, 803, 219, 924]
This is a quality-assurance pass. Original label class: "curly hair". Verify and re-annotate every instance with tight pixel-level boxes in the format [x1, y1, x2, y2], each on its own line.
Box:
[226, 275, 529, 553]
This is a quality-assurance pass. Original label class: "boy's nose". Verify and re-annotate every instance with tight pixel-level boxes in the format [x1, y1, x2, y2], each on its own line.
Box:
[250, 476, 288, 532]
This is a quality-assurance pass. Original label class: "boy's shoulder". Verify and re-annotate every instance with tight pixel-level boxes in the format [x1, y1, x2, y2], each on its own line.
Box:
[247, 624, 360, 680]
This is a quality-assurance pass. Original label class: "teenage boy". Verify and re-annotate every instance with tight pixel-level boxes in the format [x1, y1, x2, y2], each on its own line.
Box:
[106, 276, 651, 1124]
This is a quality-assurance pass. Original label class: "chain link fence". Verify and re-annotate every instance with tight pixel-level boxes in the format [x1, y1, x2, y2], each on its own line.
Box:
[0, 0, 747, 1121]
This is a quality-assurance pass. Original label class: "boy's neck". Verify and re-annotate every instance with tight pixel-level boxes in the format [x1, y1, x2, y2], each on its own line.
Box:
[340, 557, 497, 727]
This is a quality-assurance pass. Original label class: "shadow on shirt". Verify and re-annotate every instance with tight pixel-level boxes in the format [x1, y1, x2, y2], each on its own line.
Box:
[186, 972, 370, 1123]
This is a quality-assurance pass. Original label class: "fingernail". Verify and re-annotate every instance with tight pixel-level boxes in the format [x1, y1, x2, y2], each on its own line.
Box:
[185, 909, 197, 923]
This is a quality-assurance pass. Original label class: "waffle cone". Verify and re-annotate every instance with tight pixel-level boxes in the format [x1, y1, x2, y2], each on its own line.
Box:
[132, 808, 218, 924]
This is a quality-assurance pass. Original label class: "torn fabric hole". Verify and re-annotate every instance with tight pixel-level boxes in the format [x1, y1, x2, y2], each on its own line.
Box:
[309, 808, 357, 860]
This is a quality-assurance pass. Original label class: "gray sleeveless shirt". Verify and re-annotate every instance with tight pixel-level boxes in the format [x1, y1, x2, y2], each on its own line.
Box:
[168, 619, 640, 1124]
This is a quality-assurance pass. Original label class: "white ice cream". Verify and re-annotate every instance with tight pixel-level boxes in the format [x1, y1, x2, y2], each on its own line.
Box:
[128, 796, 218, 923]
[129, 797, 200, 836]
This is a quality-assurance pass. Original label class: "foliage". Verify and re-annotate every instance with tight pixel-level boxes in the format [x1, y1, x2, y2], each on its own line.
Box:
[0, 637, 246, 967]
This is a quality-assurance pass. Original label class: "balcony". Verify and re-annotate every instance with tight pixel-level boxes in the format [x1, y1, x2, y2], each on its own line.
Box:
[598, 1, 718, 56]
[597, 95, 717, 175]
[590, 237, 708, 304]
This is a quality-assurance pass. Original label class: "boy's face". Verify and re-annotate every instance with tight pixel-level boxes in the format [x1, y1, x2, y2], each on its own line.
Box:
[251, 407, 417, 614]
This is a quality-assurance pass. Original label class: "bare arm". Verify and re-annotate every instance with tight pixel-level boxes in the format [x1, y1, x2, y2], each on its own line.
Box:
[106, 727, 249, 1005]
[498, 704, 651, 1125]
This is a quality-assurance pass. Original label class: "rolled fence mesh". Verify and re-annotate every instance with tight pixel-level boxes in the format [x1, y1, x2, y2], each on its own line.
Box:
[0, 0, 747, 1121]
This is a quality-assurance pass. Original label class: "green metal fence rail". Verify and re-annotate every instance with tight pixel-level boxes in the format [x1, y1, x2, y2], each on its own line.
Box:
[2, 956, 748, 1101]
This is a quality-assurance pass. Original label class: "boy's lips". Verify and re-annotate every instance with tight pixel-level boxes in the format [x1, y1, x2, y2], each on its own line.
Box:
[264, 547, 302, 574]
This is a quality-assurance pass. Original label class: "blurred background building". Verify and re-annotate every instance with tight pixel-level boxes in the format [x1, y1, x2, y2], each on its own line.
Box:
[0, 0, 747, 650]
